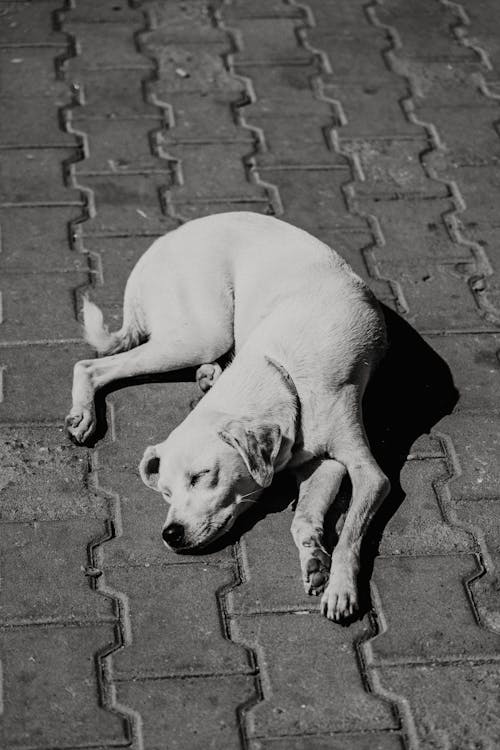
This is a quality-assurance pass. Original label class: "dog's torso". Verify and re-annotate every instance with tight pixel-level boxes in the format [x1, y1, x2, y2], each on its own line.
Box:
[123, 212, 386, 463]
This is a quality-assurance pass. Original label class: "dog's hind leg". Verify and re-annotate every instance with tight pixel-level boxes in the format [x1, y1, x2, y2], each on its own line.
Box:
[66, 339, 225, 444]
[291, 458, 347, 596]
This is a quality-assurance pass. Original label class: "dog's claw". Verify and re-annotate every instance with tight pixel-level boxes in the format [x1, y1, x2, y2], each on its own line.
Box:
[65, 407, 96, 444]
[320, 566, 358, 622]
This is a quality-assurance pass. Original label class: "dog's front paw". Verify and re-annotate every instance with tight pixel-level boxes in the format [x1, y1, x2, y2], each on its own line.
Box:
[196, 363, 222, 394]
[65, 406, 96, 445]
[301, 548, 331, 596]
[320, 565, 358, 621]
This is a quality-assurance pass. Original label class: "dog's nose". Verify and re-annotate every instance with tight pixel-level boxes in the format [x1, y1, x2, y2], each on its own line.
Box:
[162, 522, 185, 548]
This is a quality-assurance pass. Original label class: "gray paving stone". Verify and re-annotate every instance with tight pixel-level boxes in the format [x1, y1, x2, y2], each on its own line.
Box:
[1, 272, 87, 340]
[0, 148, 80, 204]
[232, 613, 398, 736]
[311, 32, 393, 80]
[172, 143, 264, 200]
[169, 198, 273, 223]
[256, 116, 348, 167]
[323, 81, 421, 139]
[454, 499, 500, 632]
[58, 0, 143, 24]
[377, 663, 500, 749]
[158, 91, 253, 142]
[348, 138, 446, 197]
[438, 413, 500, 501]
[435, 164, 500, 226]
[117, 674, 255, 750]
[0, 206, 84, 272]
[106, 564, 251, 678]
[420, 104, 500, 166]
[0, 343, 88, 422]
[379, 459, 474, 556]
[0, 625, 127, 748]
[234, 63, 324, 107]
[376, 261, 491, 333]
[0, 425, 107, 522]
[0, 48, 68, 99]
[377, 3, 475, 61]
[0, 0, 65, 45]
[80, 173, 174, 235]
[233, 18, 310, 63]
[429, 333, 500, 413]
[150, 43, 236, 95]
[0, 97, 74, 147]
[65, 22, 149, 70]
[228, 510, 313, 615]
[74, 116, 164, 172]
[369, 555, 500, 663]
[259, 168, 363, 231]
[359, 199, 472, 264]
[250, 733, 405, 750]
[0, 519, 115, 624]
[71, 69, 159, 117]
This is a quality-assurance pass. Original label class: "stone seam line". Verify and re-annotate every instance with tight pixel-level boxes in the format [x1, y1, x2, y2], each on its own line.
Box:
[56, 3, 166, 747]
[292, 3, 421, 747]
[367, 0, 500, 630]
[0, 2, 136, 747]
[294, 0, 410, 317]
[288, 0, 417, 750]
[361, 4, 500, 745]
[66, 2, 265, 747]
[367, 0, 500, 329]
[213, 1, 409, 746]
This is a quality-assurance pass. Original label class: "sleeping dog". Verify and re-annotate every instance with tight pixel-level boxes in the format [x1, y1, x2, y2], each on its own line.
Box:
[66, 212, 390, 621]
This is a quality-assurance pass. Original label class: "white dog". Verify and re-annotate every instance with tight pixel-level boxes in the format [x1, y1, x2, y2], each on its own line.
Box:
[66, 212, 389, 621]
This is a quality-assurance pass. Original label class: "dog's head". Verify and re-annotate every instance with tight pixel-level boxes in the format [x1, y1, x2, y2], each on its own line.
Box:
[139, 418, 283, 551]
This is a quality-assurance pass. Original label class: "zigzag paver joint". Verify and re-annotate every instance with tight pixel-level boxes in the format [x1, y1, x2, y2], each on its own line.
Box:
[1, 0, 500, 748]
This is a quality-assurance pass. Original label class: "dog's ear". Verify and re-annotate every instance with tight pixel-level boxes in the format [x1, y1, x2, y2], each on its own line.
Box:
[139, 445, 161, 491]
[218, 420, 282, 488]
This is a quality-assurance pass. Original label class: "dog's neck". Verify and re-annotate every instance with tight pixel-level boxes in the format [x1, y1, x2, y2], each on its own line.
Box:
[194, 347, 299, 451]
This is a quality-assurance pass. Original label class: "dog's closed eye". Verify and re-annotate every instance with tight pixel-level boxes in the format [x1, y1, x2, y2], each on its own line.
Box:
[189, 469, 211, 486]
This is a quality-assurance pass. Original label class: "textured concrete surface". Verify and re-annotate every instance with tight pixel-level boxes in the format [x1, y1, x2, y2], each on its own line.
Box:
[1, 1, 500, 748]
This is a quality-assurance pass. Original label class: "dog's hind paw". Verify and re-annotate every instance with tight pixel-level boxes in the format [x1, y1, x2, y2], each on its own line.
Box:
[301, 548, 330, 596]
[196, 363, 222, 394]
[65, 406, 96, 445]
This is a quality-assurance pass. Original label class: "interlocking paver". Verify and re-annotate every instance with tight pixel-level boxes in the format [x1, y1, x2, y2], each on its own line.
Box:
[0, 626, 128, 747]
[377, 663, 500, 748]
[116, 675, 255, 750]
[231, 613, 398, 736]
[106, 564, 252, 678]
[3, 0, 500, 747]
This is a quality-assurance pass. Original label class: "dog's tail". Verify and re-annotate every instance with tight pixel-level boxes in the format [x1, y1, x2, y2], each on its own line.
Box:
[82, 296, 141, 355]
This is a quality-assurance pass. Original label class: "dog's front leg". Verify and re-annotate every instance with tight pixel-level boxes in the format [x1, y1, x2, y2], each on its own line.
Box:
[291, 459, 346, 596]
[320, 451, 390, 621]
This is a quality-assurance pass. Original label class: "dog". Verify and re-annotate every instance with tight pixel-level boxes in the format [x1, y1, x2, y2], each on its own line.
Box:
[66, 212, 390, 621]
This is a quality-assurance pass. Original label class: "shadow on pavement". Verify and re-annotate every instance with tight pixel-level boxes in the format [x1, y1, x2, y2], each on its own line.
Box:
[357, 303, 459, 617]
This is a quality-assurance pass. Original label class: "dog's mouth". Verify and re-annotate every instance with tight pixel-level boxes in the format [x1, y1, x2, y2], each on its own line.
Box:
[174, 513, 235, 553]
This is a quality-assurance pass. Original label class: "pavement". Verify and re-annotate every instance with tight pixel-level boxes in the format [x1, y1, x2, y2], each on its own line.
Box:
[1, 0, 500, 748]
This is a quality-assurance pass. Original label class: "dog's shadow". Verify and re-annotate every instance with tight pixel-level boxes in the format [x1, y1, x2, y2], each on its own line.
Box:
[204, 303, 459, 618]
